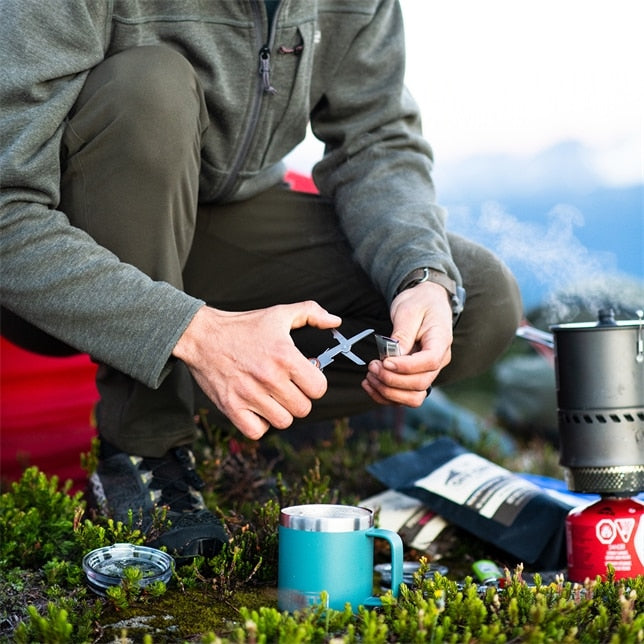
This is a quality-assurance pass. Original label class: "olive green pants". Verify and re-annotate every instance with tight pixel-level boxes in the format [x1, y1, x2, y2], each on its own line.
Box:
[4, 47, 522, 456]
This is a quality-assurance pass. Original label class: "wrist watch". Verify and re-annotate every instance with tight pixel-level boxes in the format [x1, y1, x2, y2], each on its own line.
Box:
[396, 267, 466, 323]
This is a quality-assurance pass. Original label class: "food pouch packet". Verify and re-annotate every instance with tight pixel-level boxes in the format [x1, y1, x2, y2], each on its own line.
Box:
[367, 437, 571, 569]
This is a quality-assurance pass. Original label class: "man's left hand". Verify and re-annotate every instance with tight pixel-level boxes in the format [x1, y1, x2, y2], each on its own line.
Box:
[361, 280, 453, 407]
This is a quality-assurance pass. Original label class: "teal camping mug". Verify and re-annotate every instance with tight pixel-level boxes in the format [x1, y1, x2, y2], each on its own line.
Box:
[278, 504, 403, 612]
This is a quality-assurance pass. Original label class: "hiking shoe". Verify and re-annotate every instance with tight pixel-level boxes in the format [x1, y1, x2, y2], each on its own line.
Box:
[88, 441, 228, 558]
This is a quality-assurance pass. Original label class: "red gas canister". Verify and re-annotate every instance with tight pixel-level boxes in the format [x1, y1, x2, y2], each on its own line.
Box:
[566, 496, 644, 582]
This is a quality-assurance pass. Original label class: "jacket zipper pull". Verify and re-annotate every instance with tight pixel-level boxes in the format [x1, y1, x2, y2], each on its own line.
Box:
[259, 46, 277, 94]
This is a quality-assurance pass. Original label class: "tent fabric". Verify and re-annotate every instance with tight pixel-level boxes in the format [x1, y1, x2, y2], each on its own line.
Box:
[0, 172, 317, 491]
[0, 337, 98, 491]
[284, 170, 317, 193]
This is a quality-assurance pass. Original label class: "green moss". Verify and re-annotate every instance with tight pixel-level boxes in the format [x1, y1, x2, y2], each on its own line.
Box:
[2, 418, 643, 642]
[95, 586, 275, 641]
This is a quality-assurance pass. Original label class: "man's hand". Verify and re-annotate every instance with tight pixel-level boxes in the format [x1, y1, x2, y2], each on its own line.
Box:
[362, 281, 453, 407]
[172, 301, 341, 440]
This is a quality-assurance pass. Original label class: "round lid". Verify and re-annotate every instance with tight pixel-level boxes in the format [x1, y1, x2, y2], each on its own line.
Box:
[82, 543, 174, 595]
[280, 504, 373, 532]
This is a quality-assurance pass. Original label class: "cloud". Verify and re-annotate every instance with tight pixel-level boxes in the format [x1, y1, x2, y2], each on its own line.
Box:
[401, 0, 644, 185]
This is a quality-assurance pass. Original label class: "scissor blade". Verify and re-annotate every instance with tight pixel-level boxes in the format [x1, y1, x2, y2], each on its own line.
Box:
[342, 349, 366, 366]
[333, 328, 374, 349]
[314, 327, 374, 370]
[345, 328, 375, 346]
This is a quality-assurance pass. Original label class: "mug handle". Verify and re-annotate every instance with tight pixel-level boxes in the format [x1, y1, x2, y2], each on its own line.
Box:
[364, 527, 404, 607]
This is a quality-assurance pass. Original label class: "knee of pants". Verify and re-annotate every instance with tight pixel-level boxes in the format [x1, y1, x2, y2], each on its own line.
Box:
[439, 238, 523, 383]
[469, 259, 523, 349]
[66, 45, 208, 179]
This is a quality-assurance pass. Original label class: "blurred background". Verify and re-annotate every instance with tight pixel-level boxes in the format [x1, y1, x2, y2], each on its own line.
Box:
[287, 0, 643, 317]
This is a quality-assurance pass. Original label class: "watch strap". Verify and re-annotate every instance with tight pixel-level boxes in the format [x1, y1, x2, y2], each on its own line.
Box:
[396, 267, 466, 323]
[397, 267, 457, 296]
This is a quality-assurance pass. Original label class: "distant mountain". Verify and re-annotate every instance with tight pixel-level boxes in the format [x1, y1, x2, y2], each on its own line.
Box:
[435, 141, 643, 312]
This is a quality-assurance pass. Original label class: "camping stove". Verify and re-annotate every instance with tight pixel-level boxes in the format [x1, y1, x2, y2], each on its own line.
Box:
[517, 309, 644, 580]
[553, 309, 644, 581]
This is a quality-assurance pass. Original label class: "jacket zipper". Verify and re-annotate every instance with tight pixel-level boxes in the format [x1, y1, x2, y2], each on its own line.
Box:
[213, 0, 280, 201]
[259, 45, 277, 94]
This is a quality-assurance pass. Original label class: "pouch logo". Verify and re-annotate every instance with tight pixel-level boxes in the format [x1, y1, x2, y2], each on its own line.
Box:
[444, 469, 469, 486]
[443, 464, 490, 487]
[595, 517, 636, 545]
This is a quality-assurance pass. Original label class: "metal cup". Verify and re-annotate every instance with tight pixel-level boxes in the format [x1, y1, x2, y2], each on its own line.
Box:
[277, 504, 403, 612]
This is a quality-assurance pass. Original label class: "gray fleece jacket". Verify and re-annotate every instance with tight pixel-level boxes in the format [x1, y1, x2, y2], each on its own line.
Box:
[0, 0, 460, 388]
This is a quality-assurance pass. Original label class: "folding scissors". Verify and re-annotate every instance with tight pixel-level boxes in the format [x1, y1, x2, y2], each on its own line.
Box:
[310, 328, 374, 370]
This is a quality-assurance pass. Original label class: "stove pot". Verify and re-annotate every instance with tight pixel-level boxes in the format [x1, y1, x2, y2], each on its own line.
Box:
[551, 310, 644, 494]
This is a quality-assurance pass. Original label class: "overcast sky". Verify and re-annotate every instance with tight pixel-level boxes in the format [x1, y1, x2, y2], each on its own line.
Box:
[288, 0, 643, 187]
[402, 0, 642, 185]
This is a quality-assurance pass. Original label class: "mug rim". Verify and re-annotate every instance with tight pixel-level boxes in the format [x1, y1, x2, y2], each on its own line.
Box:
[280, 504, 374, 532]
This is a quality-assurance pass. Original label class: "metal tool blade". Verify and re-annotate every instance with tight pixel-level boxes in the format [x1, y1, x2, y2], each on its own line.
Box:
[314, 328, 374, 370]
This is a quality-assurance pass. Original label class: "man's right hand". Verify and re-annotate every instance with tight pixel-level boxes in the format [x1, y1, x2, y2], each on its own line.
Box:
[172, 302, 342, 440]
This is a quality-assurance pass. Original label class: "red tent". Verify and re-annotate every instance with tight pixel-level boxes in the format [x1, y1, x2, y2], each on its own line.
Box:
[0, 337, 98, 491]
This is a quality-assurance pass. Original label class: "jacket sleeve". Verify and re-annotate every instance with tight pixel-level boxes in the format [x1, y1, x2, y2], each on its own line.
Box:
[310, 0, 461, 304]
[0, 2, 203, 388]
